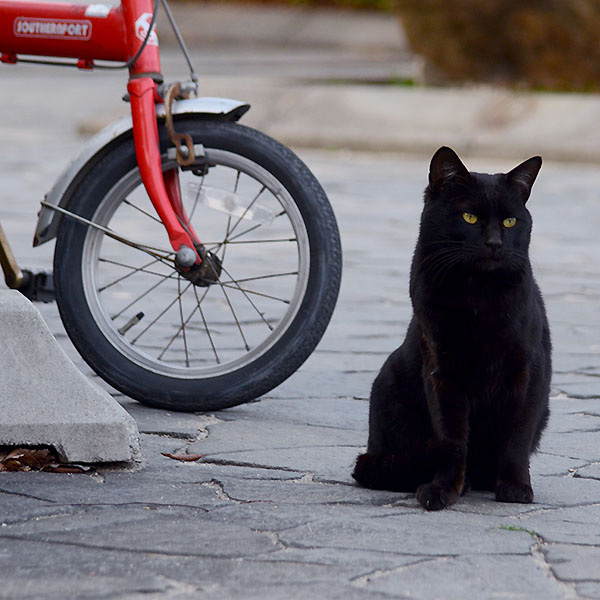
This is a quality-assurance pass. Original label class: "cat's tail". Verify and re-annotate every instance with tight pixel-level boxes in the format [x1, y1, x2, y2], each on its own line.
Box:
[352, 452, 424, 492]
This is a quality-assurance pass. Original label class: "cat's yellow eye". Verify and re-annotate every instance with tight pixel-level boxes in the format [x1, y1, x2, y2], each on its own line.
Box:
[462, 212, 478, 225]
[503, 217, 517, 228]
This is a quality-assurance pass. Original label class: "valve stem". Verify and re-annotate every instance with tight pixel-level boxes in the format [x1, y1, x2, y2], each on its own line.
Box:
[118, 312, 145, 335]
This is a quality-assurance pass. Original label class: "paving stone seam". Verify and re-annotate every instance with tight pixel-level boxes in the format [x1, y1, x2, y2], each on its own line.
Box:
[244, 554, 349, 569]
[201, 479, 252, 505]
[533, 542, 583, 598]
[215, 419, 365, 433]
[201, 444, 362, 455]
[198, 458, 305, 473]
[350, 557, 451, 587]
[0, 488, 56, 503]
[0, 533, 281, 560]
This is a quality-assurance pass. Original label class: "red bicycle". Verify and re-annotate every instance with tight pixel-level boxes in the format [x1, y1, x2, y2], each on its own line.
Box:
[0, 0, 342, 411]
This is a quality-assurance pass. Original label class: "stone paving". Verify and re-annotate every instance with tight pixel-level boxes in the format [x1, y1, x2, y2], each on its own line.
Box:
[1, 22, 600, 600]
[2, 118, 600, 596]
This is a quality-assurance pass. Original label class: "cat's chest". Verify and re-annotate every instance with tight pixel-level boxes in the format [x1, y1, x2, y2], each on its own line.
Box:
[423, 329, 521, 404]
[425, 276, 524, 335]
[425, 299, 515, 346]
[419, 304, 523, 378]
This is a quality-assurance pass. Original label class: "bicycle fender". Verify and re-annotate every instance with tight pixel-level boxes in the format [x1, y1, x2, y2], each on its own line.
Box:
[34, 97, 251, 246]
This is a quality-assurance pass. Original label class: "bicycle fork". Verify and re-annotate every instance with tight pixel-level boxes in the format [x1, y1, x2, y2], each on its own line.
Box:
[123, 0, 202, 269]
[127, 77, 202, 268]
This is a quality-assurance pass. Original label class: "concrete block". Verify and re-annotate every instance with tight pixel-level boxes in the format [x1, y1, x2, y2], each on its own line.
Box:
[0, 290, 141, 463]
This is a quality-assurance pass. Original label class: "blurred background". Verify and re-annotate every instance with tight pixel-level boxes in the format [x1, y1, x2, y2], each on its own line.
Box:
[6, 0, 597, 163]
[134, 0, 600, 163]
[180, 0, 600, 91]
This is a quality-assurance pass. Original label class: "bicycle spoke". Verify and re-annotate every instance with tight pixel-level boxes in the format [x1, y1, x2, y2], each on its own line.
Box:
[122, 198, 162, 225]
[219, 238, 228, 263]
[224, 210, 290, 244]
[203, 221, 267, 249]
[156, 276, 193, 362]
[188, 170, 205, 222]
[194, 286, 220, 364]
[219, 263, 277, 330]
[98, 256, 174, 292]
[177, 275, 191, 367]
[104, 238, 177, 273]
[157, 286, 211, 364]
[219, 271, 298, 285]
[227, 185, 266, 239]
[216, 214, 232, 261]
[205, 242, 223, 254]
[130, 279, 193, 345]
[210, 176, 237, 262]
[111, 271, 173, 320]
[226, 221, 263, 244]
[202, 237, 296, 246]
[216, 278, 250, 351]
[224, 208, 287, 245]
[220, 282, 291, 305]
[110, 242, 175, 270]
[225, 238, 297, 245]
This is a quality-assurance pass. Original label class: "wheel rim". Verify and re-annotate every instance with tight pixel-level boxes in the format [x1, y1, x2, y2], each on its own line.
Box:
[81, 149, 310, 379]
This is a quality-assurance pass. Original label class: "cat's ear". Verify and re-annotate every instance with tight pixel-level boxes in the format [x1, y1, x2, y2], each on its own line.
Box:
[507, 156, 542, 202]
[428, 147, 470, 192]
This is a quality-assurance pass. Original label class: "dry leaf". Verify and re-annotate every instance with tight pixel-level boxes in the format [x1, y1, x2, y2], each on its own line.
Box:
[0, 448, 56, 472]
[0, 447, 93, 474]
[161, 452, 204, 462]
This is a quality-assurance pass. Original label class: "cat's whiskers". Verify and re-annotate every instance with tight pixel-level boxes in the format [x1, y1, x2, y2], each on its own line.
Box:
[430, 252, 466, 287]
[419, 246, 467, 286]
[419, 247, 465, 271]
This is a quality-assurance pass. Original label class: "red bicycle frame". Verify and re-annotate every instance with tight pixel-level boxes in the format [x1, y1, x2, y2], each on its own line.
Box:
[0, 0, 201, 265]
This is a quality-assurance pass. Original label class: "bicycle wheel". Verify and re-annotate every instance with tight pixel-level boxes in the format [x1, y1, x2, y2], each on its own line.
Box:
[54, 119, 341, 411]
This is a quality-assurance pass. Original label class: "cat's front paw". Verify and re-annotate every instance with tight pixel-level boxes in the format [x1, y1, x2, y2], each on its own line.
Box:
[495, 481, 534, 504]
[416, 483, 459, 511]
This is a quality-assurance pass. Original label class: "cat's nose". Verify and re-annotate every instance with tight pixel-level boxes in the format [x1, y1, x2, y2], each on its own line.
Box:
[485, 231, 503, 250]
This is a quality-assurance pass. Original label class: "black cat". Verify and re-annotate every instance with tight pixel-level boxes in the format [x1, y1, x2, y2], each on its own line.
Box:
[353, 147, 551, 511]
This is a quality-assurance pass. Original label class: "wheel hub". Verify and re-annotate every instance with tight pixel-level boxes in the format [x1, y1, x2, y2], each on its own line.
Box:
[176, 245, 222, 287]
